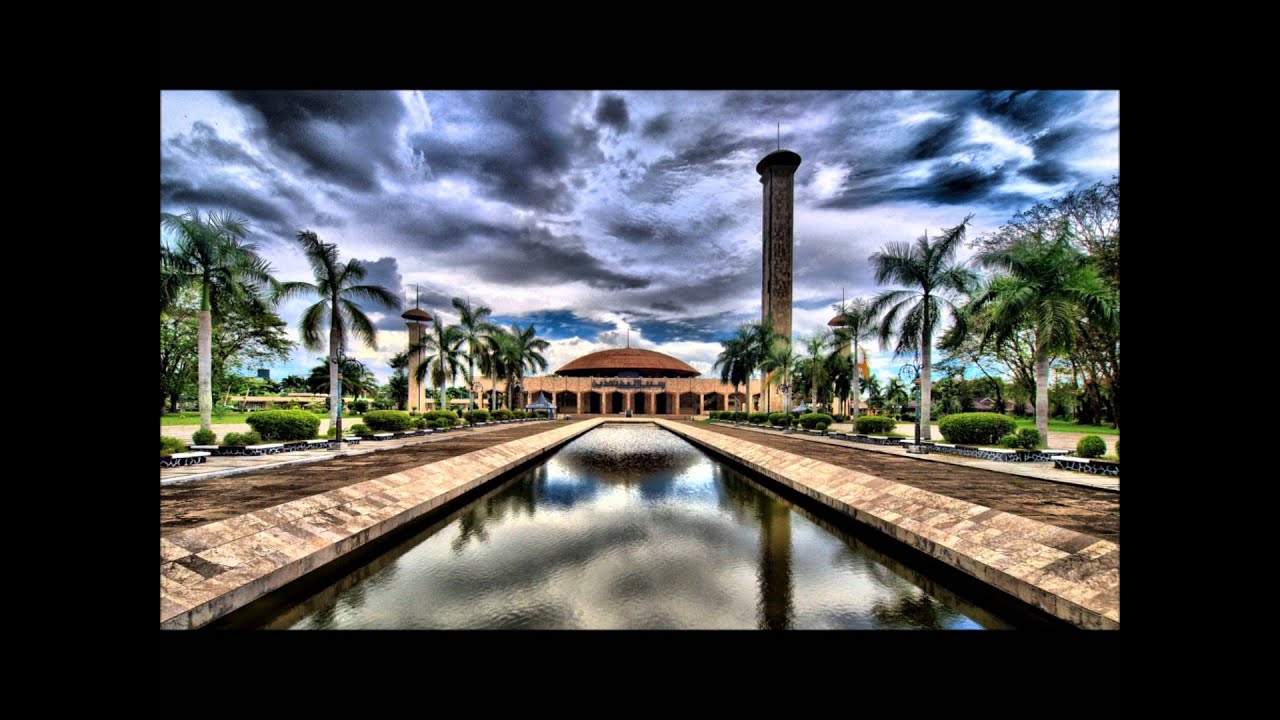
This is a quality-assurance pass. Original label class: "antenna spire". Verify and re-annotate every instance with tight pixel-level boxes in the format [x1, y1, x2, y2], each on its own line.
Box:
[414, 284, 420, 309]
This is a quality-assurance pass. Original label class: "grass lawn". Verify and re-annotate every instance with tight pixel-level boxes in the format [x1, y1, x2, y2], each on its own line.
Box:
[1012, 417, 1119, 436]
[160, 411, 363, 426]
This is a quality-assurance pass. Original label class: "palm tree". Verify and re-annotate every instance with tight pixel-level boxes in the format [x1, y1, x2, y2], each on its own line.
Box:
[413, 318, 465, 413]
[276, 230, 399, 431]
[759, 337, 798, 416]
[863, 374, 883, 413]
[868, 217, 978, 440]
[832, 298, 875, 419]
[451, 297, 499, 412]
[714, 327, 754, 415]
[882, 377, 909, 418]
[748, 321, 782, 412]
[800, 331, 830, 406]
[825, 350, 855, 416]
[967, 223, 1118, 443]
[479, 328, 510, 411]
[160, 209, 276, 433]
[496, 324, 549, 410]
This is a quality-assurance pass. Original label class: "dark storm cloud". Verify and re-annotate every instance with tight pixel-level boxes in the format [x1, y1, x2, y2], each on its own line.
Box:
[409, 91, 592, 213]
[913, 162, 1009, 205]
[642, 113, 673, 138]
[469, 225, 650, 290]
[1020, 158, 1073, 185]
[226, 90, 407, 193]
[907, 116, 967, 161]
[976, 90, 1087, 130]
[594, 94, 630, 133]
[380, 280, 454, 331]
[167, 121, 270, 174]
[160, 176, 295, 240]
[626, 130, 762, 203]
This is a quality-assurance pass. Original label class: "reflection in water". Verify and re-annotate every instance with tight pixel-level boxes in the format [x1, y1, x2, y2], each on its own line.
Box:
[242, 425, 1040, 629]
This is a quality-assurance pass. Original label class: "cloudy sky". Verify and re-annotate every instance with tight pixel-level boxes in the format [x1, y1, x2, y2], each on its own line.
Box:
[160, 90, 1119, 384]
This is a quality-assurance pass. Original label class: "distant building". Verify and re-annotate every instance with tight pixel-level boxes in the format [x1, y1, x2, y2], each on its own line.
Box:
[257, 369, 271, 380]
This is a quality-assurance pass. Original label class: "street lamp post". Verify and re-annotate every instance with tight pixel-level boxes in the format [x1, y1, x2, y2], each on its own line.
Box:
[781, 381, 792, 433]
[899, 359, 927, 453]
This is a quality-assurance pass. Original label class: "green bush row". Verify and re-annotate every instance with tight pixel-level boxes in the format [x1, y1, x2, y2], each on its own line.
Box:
[1077, 435, 1106, 458]
[768, 412, 792, 427]
[466, 409, 491, 424]
[245, 410, 322, 441]
[223, 431, 263, 446]
[362, 410, 415, 431]
[191, 428, 216, 445]
[938, 413, 1018, 445]
[161, 436, 187, 456]
[491, 409, 513, 421]
[798, 413, 834, 430]
[855, 415, 897, 434]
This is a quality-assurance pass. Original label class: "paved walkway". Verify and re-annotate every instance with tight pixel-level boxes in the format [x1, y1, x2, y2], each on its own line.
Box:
[717, 422, 1118, 492]
[160, 421, 547, 485]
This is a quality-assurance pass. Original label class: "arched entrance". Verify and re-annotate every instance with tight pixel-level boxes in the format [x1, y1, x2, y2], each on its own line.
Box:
[609, 391, 626, 413]
[584, 391, 602, 414]
[555, 391, 578, 413]
[655, 392, 671, 414]
[702, 392, 725, 412]
[633, 393, 648, 414]
[679, 392, 699, 414]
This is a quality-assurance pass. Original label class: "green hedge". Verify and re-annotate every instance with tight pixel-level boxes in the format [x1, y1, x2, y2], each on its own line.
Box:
[191, 428, 216, 445]
[1077, 435, 1106, 458]
[855, 415, 897, 434]
[999, 433, 1020, 449]
[816, 421, 829, 432]
[768, 412, 791, 427]
[465, 409, 491, 424]
[223, 431, 263, 446]
[534, 410, 549, 418]
[491, 409, 512, 421]
[161, 436, 187, 456]
[245, 409, 322, 441]
[432, 418, 451, 429]
[349, 424, 370, 436]
[362, 410, 414, 431]
[351, 399, 370, 414]
[749, 412, 769, 425]
[832, 414, 850, 423]
[1016, 428, 1041, 450]
[938, 412, 1017, 445]
[799, 413, 834, 430]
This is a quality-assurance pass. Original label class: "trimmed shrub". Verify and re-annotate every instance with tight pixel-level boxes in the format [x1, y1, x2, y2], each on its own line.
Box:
[768, 412, 791, 427]
[832, 414, 850, 423]
[372, 398, 394, 410]
[534, 409, 549, 418]
[491, 409, 512, 421]
[799, 413, 834, 430]
[855, 415, 897, 434]
[513, 410, 528, 419]
[416, 416, 429, 429]
[161, 436, 187, 456]
[223, 431, 262, 446]
[362, 410, 415, 432]
[998, 433, 1021, 449]
[466, 409, 491, 425]
[730, 411, 746, 421]
[1016, 428, 1041, 450]
[743, 412, 763, 425]
[432, 418, 450, 429]
[349, 423, 371, 436]
[816, 421, 829, 433]
[245, 410, 322, 441]
[191, 428, 216, 445]
[351, 398, 370, 414]
[937, 412, 1018, 445]
[1076, 435, 1106, 458]
[900, 412, 916, 421]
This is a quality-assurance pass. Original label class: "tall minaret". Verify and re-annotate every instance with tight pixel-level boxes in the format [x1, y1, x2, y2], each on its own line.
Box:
[758, 148, 801, 343]
[401, 286, 432, 412]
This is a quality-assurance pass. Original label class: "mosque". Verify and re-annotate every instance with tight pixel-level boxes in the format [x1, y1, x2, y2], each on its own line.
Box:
[404, 147, 808, 416]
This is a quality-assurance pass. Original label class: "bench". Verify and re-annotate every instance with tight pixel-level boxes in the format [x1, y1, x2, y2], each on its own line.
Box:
[245, 443, 285, 455]
[161, 451, 211, 467]
[371, 433, 395, 440]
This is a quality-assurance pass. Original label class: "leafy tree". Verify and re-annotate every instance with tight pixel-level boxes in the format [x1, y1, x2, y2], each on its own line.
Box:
[759, 337, 799, 413]
[493, 324, 549, 410]
[967, 223, 1118, 441]
[831, 298, 876, 418]
[714, 327, 754, 415]
[161, 209, 276, 432]
[799, 331, 830, 405]
[280, 375, 308, 393]
[412, 319, 465, 412]
[276, 230, 398, 430]
[451, 297, 500, 412]
[868, 217, 978, 440]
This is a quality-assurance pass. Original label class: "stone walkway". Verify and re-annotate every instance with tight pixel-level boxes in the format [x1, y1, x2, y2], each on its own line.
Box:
[717, 422, 1119, 492]
[660, 420, 1118, 629]
[161, 420, 577, 535]
[161, 422, 537, 485]
[693, 422, 1118, 543]
[162, 418, 607, 629]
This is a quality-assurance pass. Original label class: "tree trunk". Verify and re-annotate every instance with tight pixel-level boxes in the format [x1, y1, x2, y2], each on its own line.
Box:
[1035, 346, 1050, 444]
[467, 356, 476, 412]
[491, 374, 497, 412]
[198, 307, 212, 433]
[329, 321, 341, 432]
[852, 345, 860, 420]
[919, 328, 932, 441]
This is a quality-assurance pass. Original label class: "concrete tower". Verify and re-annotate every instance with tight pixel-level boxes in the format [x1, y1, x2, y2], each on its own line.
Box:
[401, 289, 432, 412]
[758, 149, 801, 342]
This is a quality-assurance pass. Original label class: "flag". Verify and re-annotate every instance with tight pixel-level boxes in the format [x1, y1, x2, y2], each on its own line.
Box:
[858, 347, 870, 379]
